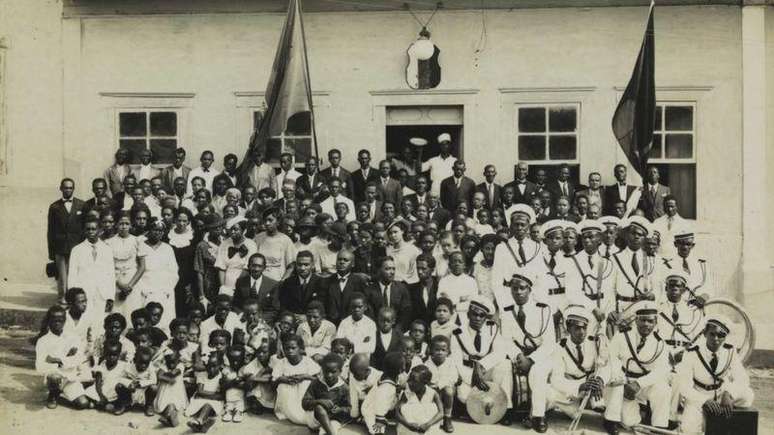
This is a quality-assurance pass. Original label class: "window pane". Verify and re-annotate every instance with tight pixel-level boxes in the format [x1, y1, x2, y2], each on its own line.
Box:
[518, 108, 546, 133]
[286, 111, 311, 135]
[649, 134, 663, 159]
[119, 139, 146, 164]
[518, 136, 546, 160]
[150, 139, 177, 164]
[655, 106, 663, 132]
[119, 112, 146, 137]
[266, 138, 283, 162]
[285, 138, 312, 163]
[665, 106, 693, 131]
[548, 107, 576, 132]
[665, 134, 693, 158]
[150, 112, 177, 136]
[548, 136, 577, 160]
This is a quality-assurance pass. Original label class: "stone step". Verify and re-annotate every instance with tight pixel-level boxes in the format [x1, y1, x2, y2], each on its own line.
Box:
[0, 281, 58, 330]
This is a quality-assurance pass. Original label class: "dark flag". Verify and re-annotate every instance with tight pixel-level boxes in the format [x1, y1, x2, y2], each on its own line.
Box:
[612, 1, 655, 180]
[238, 0, 318, 184]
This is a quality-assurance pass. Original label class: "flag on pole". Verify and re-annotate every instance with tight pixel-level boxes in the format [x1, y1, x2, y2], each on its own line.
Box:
[238, 0, 318, 183]
[612, 1, 655, 180]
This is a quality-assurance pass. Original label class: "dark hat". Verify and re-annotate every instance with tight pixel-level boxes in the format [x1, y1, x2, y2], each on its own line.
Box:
[327, 221, 348, 239]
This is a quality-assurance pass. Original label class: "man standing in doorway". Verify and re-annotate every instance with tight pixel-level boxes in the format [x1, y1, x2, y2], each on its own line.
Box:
[421, 133, 457, 197]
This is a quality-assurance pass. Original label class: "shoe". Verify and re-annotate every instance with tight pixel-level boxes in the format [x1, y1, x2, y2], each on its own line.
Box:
[531, 417, 548, 433]
[46, 392, 58, 409]
[603, 419, 620, 435]
[104, 403, 115, 413]
[187, 420, 202, 433]
[201, 417, 216, 433]
[158, 416, 170, 427]
[251, 405, 264, 416]
[522, 415, 532, 429]
[499, 412, 513, 426]
[144, 405, 155, 416]
[232, 411, 243, 423]
[113, 404, 127, 416]
[441, 416, 454, 433]
[169, 409, 179, 427]
[222, 410, 232, 422]
[668, 420, 680, 431]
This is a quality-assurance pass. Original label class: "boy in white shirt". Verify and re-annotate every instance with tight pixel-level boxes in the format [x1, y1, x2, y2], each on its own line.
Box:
[336, 293, 377, 356]
[437, 252, 478, 313]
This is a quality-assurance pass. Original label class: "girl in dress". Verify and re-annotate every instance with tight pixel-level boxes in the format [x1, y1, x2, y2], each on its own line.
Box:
[395, 365, 444, 435]
[155, 351, 188, 427]
[193, 216, 223, 311]
[186, 352, 224, 433]
[242, 342, 275, 414]
[272, 334, 320, 425]
[107, 212, 147, 319]
[136, 218, 179, 332]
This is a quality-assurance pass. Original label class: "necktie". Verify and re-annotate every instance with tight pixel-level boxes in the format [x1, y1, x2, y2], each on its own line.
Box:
[668, 217, 673, 231]
[517, 240, 527, 264]
[473, 330, 482, 352]
[576, 343, 584, 365]
[251, 279, 258, 295]
[516, 305, 526, 329]
[672, 304, 679, 322]
[91, 244, 98, 261]
[605, 246, 611, 259]
[636, 335, 647, 353]
[562, 182, 568, 197]
[455, 177, 461, 188]
[709, 352, 718, 372]
[334, 168, 338, 178]
[549, 253, 556, 270]
[382, 285, 389, 306]
[683, 258, 691, 275]
[488, 184, 494, 206]
[631, 252, 640, 275]
[588, 254, 594, 270]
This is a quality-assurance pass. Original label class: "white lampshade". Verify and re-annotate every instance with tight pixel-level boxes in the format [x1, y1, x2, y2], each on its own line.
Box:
[412, 38, 435, 60]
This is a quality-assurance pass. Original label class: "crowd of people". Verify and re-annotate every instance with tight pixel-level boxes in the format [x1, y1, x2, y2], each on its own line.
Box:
[40, 133, 754, 434]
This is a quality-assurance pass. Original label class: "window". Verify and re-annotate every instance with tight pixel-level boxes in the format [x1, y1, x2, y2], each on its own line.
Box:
[516, 104, 579, 163]
[649, 103, 697, 218]
[118, 111, 178, 164]
[254, 110, 313, 166]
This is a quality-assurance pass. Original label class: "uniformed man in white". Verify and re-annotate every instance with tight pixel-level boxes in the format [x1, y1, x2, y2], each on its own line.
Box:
[662, 229, 715, 303]
[546, 305, 612, 432]
[677, 315, 754, 434]
[499, 272, 555, 432]
[421, 133, 457, 197]
[598, 216, 623, 259]
[566, 220, 615, 331]
[450, 295, 514, 426]
[657, 271, 706, 428]
[491, 204, 543, 310]
[605, 301, 670, 432]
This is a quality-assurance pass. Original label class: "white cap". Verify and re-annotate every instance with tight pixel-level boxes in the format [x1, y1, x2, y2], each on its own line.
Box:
[706, 314, 732, 335]
[625, 215, 651, 235]
[437, 133, 452, 143]
[468, 295, 494, 315]
[565, 305, 592, 326]
[579, 219, 605, 233]
[633, 300, 658, 317]
[599, 216, 622, 228]
[563, 221, 579, 234]
[664, 270, 689, 284]
[510, 203, 536, 224]
[541, 219, 565, 239]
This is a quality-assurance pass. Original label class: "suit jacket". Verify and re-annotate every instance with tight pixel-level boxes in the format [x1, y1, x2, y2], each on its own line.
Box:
[351, 167, 380, 204]
[408, 278, 439, 325]
[370, 329, 403, 370]
[376, 178, 403, 207]
[364, 281, 413, 332]
[638, 183, 672, 221]
[428, 207, 452, 228]
[129, 165, 161, 182]
[504, 180, 538, 205]
[160, 165, 192, 193]
[296, 173, 326, 199]
[440, 176, 476, 211]
[604, 184, 637, 215]
[277, 273, 327, 315]
[47, 198, 86, 259]
[233, 275, 280, 323]
[404, 192, 431, 210]
[325, 272, 370, 325]
[548, 180, 577, 204]
[476, 182, 502, 210]
[320, 167, 354, 198]
[104, 164, 131, 196]
[213, 171, 238, 190]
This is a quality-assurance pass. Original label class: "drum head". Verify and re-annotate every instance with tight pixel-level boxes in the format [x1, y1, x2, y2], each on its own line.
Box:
[703, 298, 755, 364]
[466, 381, 508, 425]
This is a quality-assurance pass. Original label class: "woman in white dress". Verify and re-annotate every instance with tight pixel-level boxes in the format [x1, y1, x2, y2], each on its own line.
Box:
[136, 218, 179, 331]
[385, 220, 421, 285]
[106, 211, 147, 319]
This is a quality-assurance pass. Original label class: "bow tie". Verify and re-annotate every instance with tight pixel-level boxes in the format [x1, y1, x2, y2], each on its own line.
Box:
[228, 245, 249, 259]
[517, 181, 526, 185]
[62, 199, 72, 203]
[203, 168, 210, 172]
[338, 275, 348, 283]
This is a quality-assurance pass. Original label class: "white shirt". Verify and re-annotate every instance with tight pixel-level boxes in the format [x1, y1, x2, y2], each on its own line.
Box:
[68, 239, 116, 305]
[422, 154, 457, 196]
[62, 198, 73, 213]
[320, 195, 356, 222]
[275, 168, 302, 198]
[138, 164, 154, 182]
[438, 273, 478, 313]
[188, 166, 220, 194]
[617, 183, 628, 202]
[380, 331, 393, 350]
[336, 315, 377, 355]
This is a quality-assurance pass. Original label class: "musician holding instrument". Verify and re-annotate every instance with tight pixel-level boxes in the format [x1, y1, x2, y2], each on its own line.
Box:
[677, 315, 754, 435]
[499, 272, 555, 433]
[662, 229, 714, 304]
[605, 300, 670, 433]
[534, 220, 580, 340]
[449, 295, 514, 426]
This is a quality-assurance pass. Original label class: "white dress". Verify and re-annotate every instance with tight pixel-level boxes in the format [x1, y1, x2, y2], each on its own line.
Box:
[106, 234, 148, 318]
[398, 389, 442, 435]
[136, 242, 178, 331]
[155, 363, 188, 412]
[273, 356, 320, 425]
[186, 371, 223, 416]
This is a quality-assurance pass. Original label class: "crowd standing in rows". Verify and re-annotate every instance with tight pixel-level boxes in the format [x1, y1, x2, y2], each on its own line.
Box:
[42, 134, 753, 434]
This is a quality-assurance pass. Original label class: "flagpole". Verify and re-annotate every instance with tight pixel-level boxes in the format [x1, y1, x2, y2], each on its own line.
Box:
[297, 0, 320, 165]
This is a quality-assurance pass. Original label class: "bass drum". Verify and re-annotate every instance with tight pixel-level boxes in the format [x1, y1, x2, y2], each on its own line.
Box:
[703, 298, 756, 364]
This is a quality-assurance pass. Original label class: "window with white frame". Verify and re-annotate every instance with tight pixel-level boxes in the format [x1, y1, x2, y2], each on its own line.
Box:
[648, 103, 697, 218]
[118, 111, 178, 164]
[516, 104, 579, 162]
[252, 109, 313, 166]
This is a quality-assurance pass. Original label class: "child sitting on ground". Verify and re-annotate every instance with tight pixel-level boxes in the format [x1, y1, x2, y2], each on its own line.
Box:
[127, 308, 167, 348]
[270, 312, 298, 365]
[115, 346, 157, 416]
[361, 352, 404, 434]
[273, 334, 320, 426]
[241, 341, 275, 414]
[302, 353, 351, 435]
[186, 352, 224, 433]
[331, 338, 353, 379]
[155, 351, 188, 427]
[221, 345, 247, 423]
[424, 335, 459, 433]
[296, 301, 336, 363]
[336, 293, 377, 356]
[92, 313, 135, 364]
[348, 353, 382, 420]
[430, 298, 456, 339]
[395, 365, 444, 434]
[157, 319, 198, 372]
[406, 319, 429, 358]
[86, 340, 128, 411]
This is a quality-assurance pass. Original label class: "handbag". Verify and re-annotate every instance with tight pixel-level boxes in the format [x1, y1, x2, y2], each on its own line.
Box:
[45, 262, 57, 278]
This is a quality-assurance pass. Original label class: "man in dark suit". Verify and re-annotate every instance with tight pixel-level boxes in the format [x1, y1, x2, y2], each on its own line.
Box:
[404, 175, 431, 210]
[604, 163, 638, 216]
[427, 192, 451, 228]
[319, 149, 354, 199]
[47, 178, 85, 304]
[547, 164, 577, 206]
[534, 168, 549, 194]
[364, 257, 412, 332]
[576, 172, 606, 214]
[277, 250, 326, 318]
[476, 164, 502, 210]
[408, 254, 438, 325]
[549, 196, 581, 223]
[83, 178, 110, 215]
[104, 148, 132, 197]
[296, 157, 326, 200]
[130, 149, 161, 182]
[639, 165, 672, 221]
[325, 250, 370, 325]
[375, 159, 403, 207]
[439, 160, 476, 212]
[369, 307, 403, 371]
[351, 149, 380, 204]
[160, 147, 191, 193]
[233, 254, 279, 324]
[213, 153, 239, 190]
[505, 162, 538, 205]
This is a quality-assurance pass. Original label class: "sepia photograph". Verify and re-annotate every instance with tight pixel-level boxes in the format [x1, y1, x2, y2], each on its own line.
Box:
[0, 0, 772, 434]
